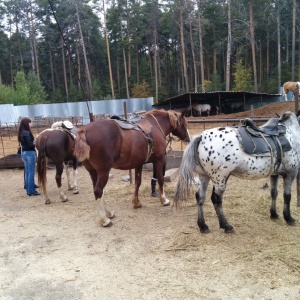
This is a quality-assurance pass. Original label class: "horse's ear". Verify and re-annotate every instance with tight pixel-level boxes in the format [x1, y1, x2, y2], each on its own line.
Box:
[296, 110, 300, 117]
[181, 110, 186, 118]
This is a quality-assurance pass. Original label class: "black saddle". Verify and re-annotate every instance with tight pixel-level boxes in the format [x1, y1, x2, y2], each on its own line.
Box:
[238, 118, 292, 171]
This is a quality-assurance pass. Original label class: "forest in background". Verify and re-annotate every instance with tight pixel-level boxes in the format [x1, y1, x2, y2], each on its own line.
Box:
[0, 0, 299, 105]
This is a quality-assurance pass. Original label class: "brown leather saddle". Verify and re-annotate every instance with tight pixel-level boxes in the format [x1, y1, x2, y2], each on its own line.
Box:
[238, 118, 292, 171]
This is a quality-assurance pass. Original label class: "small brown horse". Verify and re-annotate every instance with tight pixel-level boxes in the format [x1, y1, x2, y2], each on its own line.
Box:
[283, 81, 300, 101]
[74, 109, 190, 227]
[36, 122, 79, 204]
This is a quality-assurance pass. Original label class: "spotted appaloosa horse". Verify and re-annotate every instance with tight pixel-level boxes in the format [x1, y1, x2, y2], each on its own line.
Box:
[283, 81, 300, 101]
[36, 121, 79, 204]
[174, 111, 300, 233]
[74, 109, 190, 227]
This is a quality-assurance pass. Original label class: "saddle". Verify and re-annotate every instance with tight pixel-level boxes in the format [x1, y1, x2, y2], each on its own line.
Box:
[111, 114, 152, 134]
[110, 115, 153, 162]
[51, 121, 77, 139]
[238, 118, 291, 171]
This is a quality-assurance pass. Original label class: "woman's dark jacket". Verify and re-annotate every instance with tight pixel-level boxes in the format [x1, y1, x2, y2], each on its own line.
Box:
[20, 130, 35, 151]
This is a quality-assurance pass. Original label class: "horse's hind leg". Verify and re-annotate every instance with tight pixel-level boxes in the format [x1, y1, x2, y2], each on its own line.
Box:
[270, 175, 279, 219]
[282, 174, 296, 225]
[195, 176, 210, 233]
[56, 163, 68, 202]
[65, 160, 79, 194]
[91, 167, 114, 227]
[211, 183, 234, 233]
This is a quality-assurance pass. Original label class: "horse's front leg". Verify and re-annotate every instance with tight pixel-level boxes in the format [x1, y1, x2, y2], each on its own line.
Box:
[270, 175, 279, 219]
[282, 174, 297, 225]
[56, 163, 68, 202]
[155, 160, 169, 206]
[132, 166, 143, 208]
[212, 183, 234, 233]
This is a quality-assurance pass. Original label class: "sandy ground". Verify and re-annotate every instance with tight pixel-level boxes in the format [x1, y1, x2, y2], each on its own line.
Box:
[1, 165, 300, 300]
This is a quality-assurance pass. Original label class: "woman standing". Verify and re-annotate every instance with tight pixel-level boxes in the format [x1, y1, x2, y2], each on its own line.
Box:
[18, 118, 40, 196]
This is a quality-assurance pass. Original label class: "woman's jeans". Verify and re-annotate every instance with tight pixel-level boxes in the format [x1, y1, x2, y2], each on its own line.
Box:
[22, 151, 36, 195]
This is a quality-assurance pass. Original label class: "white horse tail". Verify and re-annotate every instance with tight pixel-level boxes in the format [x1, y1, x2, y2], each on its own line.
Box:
[174, 134, 202, 208]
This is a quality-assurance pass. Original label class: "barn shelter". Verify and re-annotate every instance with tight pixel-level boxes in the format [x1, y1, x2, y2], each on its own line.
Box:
[153, 91, 282, 114]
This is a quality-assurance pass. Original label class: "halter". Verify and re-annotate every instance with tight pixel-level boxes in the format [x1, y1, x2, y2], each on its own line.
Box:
[150, 114, 174, 152]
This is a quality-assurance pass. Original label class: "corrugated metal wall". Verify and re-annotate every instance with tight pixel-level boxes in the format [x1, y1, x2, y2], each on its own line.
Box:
[0, 98, 154, 126]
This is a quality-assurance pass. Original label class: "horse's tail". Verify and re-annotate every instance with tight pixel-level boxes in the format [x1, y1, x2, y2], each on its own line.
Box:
[74, 128, 90, 162]
[173, 134, 202, 208]
[36, 135, 48, 193]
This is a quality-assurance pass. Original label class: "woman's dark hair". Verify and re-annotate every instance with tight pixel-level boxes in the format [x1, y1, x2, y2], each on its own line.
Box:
[18, 117, 33, 143]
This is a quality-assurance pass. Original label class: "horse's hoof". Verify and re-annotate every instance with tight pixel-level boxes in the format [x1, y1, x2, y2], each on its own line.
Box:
[286, 218, 296, 226]
[45, 200, 51, 205]
[107, 211, 115, 219]
[133, 203, 142, 209]
[73, 190, 79, 194]
[163, 199, 170, 206]
[224, 225, 235, 233]
[199, 224, 210, 233]
[270, 213, 279, 220]
[102, 219, 112, 227]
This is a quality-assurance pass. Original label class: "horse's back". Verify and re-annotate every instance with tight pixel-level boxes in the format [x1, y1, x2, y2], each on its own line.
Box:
[36, 129, 75, 161]
[83, 119, 149, 169]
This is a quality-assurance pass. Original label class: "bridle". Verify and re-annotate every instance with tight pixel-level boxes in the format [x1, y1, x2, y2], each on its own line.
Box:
[149, 113, 188, 153]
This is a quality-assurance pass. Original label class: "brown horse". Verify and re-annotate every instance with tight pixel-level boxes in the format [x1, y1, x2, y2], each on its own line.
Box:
[74, 109, 190, 227]
[36, 121, 79, 204]
[283, 81, 300, 101]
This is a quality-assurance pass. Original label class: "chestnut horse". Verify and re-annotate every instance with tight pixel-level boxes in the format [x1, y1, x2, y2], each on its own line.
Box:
[283, 81, 300, 101]
[74, 109, 190, 227]
[36, 121, 79, 204]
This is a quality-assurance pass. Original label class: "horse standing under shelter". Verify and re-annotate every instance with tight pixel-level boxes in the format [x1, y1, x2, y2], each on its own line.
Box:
[186, 103, 211, 116]
[282, 81, 300, 101]
[36, 121, 79, 204]
[174, 111, 300, 233]
[74, 109, 190, 227]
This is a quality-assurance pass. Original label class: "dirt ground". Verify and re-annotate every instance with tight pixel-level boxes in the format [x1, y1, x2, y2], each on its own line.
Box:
[1, 102, 300, 299]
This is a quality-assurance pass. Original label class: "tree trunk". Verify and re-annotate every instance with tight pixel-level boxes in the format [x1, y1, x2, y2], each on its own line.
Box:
[49, 43, 55, 92]
[121, 23, 130, 98]
[179, 1, 189, 92]
[291, 0, 296, 80]
[103, 0, 115, 98]
[249, 0, 257, 92]
[225, 0, 232, 91]
[61, 38, 68, 101]
[189, 16, 197, 92]
[277, 0, 281, 93]
[76, 4, 92, 100]
[30, 4, 40, 82]
[197, 0, 205, 92]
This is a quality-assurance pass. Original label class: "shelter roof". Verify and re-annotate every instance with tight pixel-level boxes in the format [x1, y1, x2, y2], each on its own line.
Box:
[153, 91, 281, 108]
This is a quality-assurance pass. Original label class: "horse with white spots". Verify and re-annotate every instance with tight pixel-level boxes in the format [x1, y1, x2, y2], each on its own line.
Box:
[174, 111, 300, 233]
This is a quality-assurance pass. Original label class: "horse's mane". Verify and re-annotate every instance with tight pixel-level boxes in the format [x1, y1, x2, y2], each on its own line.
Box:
[145, 109, 181, 128]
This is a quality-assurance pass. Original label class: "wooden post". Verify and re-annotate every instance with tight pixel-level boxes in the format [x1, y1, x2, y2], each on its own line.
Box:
[294, 84, 299, 113]
[123, 102, 133, 184]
